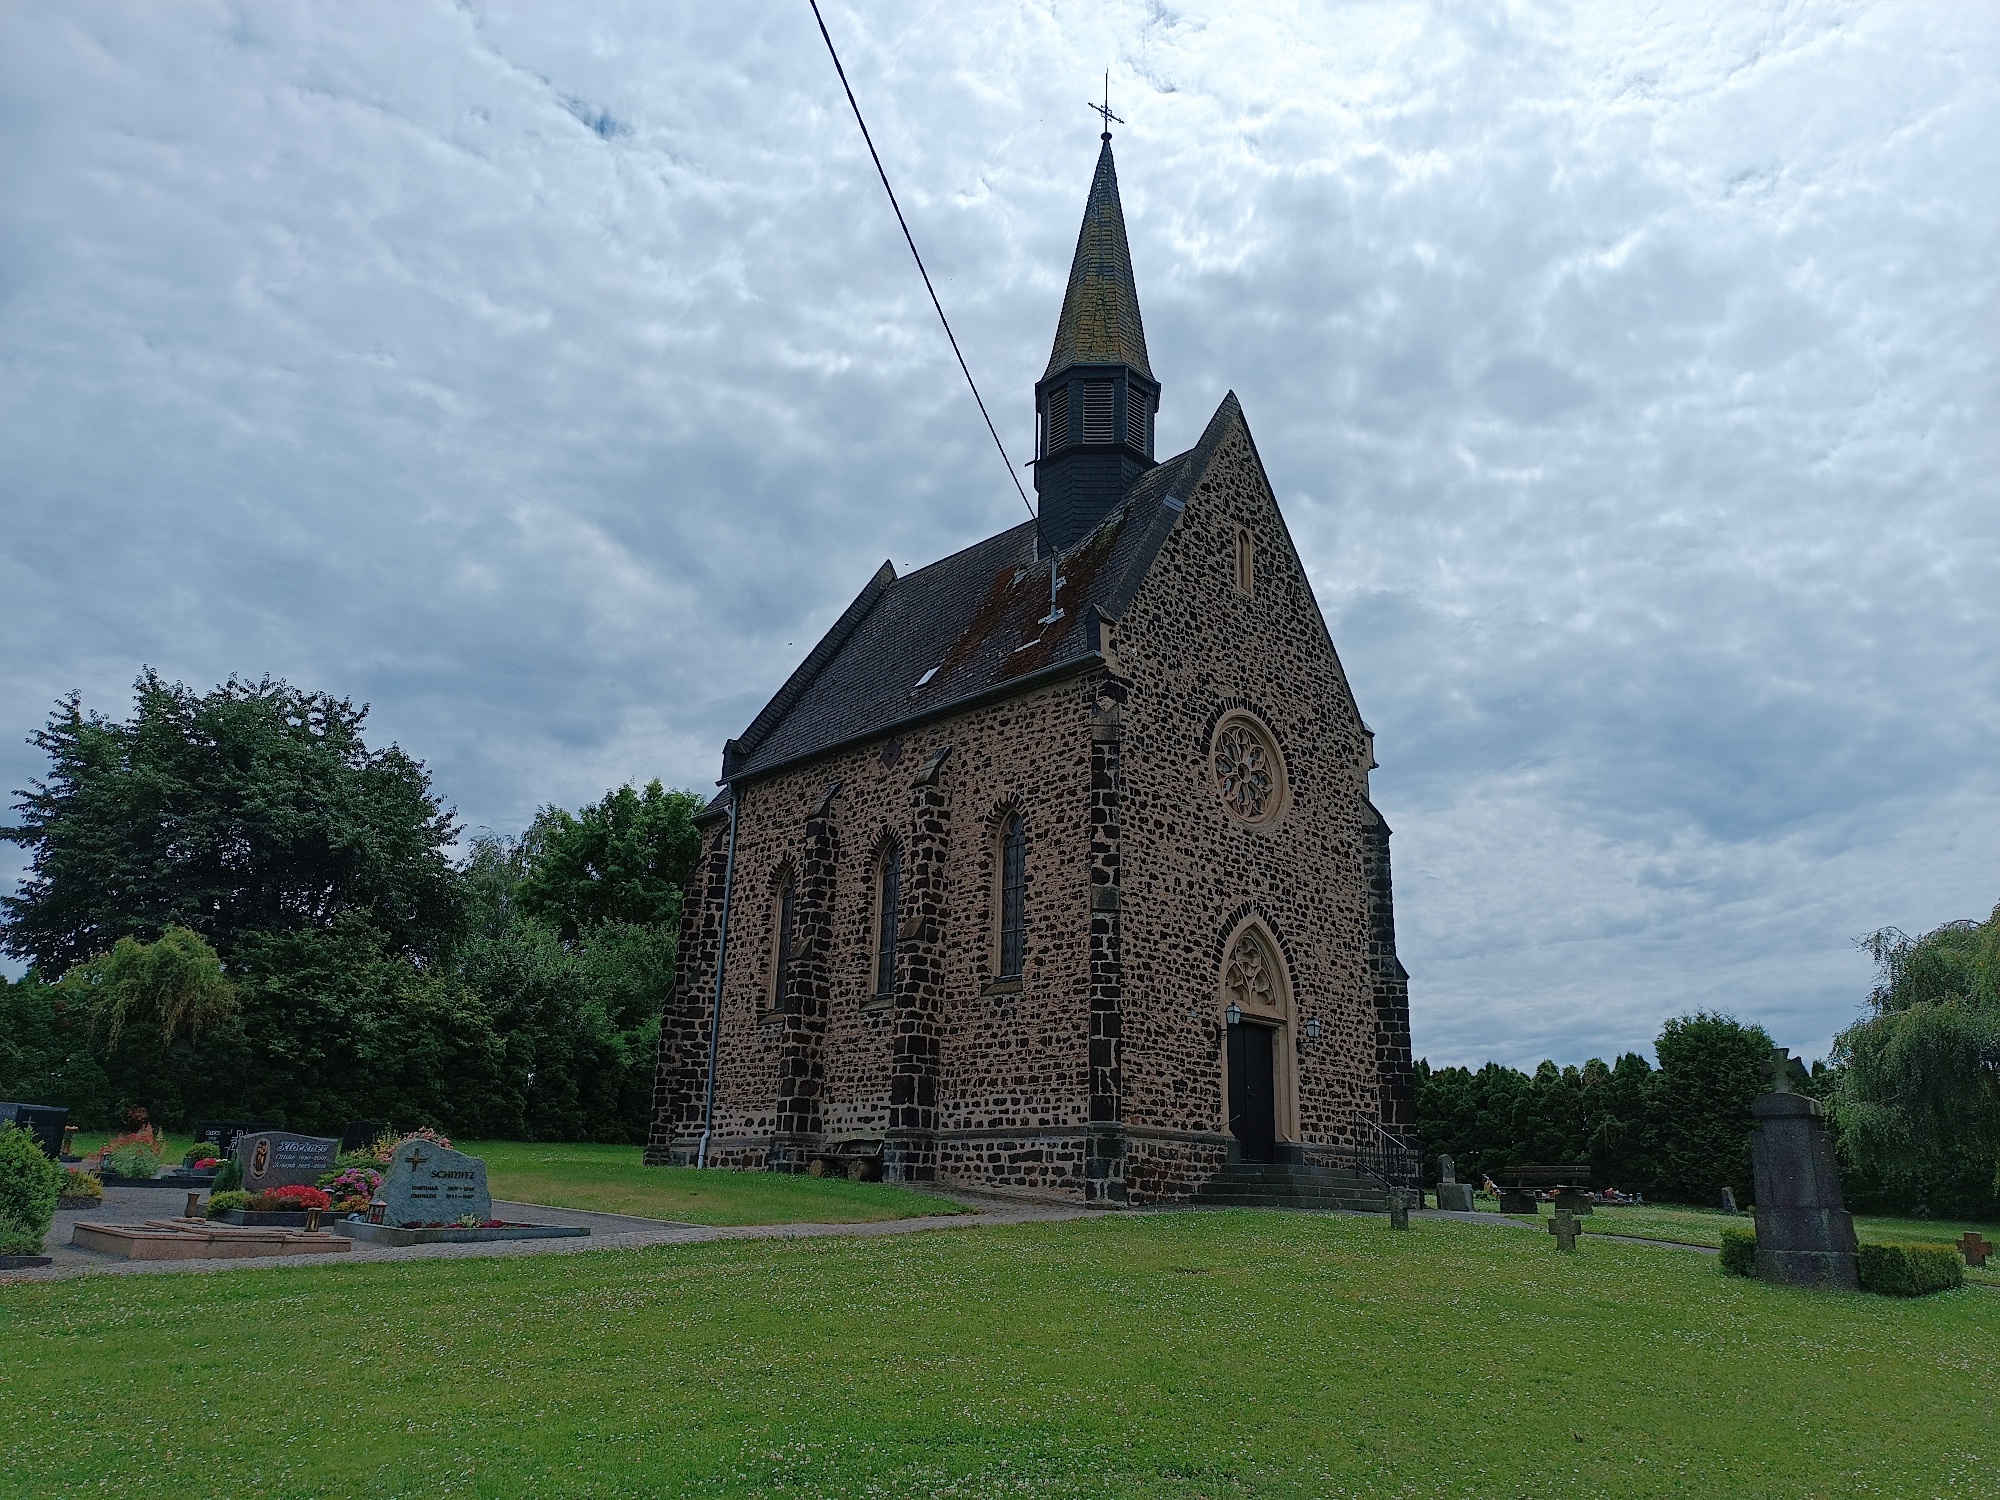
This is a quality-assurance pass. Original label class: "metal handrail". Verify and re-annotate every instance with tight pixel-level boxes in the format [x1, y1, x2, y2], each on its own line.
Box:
[1337, 1119, 1424, 1201]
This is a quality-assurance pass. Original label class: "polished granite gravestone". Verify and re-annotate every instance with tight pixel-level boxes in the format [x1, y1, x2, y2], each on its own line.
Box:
[237, 1131, 340, 1192]
[1434, 1152, 1474, 1212]
[195, 1120, 278, 1160]
[0, 1102, 68, 1161]
[1751, 1048, 1858, 1290]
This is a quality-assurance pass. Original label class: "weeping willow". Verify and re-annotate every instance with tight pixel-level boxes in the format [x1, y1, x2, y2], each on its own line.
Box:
[59, 925, 238, 1045]
[1831, 905, 2000, 1213]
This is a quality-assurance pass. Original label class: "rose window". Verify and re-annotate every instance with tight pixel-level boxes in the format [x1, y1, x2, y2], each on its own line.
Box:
[1212, 715, 1284, 823]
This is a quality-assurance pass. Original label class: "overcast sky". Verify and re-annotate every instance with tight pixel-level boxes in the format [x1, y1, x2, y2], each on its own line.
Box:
[2, 1, 1994, 1070]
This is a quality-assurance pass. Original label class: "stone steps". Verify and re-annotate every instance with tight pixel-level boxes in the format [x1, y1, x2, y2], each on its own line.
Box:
[1190, 1162, 1390, 1212]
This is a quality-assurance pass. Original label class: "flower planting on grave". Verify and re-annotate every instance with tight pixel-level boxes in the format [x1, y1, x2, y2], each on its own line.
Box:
[99, 1129, 165, 1180]
[181, 1144, 221, 1171]
[0, 1122, 63, 1256]
[364, 1125, 451, 1167]
[59, 1168, 103, 1208]
[317, 1165, 382, 1214]
[205, 1191, 251, 1218]
[251, 1185, 330, 1212]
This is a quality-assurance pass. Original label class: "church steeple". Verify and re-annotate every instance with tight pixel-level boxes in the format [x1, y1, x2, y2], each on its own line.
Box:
[1033, 134, 1160, 553]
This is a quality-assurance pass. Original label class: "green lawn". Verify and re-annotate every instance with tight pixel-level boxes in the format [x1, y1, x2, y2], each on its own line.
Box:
[4, 1211, 1994, 1497]
[462, 1140, 969, 1225]
[65, 1133, 966, 1225]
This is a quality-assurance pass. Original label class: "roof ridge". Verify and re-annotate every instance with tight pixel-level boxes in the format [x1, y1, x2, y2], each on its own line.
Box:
[1097, 391, 1245, 621]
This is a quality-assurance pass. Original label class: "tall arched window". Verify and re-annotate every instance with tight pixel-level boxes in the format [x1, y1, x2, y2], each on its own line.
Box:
[874, 843, 902, 999]
[997, 813, 1026, 980]
[771, 872, 797, 1012]
[1234, 526, 1256, 596]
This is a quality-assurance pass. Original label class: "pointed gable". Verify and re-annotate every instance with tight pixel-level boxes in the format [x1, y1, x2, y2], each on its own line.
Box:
[1043, 139, 1152, 382]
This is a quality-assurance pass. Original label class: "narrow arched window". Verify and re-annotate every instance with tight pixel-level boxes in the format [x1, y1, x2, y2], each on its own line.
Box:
[1234, 526, 1255, 596]
[772, 873, 797, 1012]
[874, 844, 902, 999]
[998, 813, 1026, 980]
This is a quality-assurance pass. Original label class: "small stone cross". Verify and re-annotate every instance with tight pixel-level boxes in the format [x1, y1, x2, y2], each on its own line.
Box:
[1549, 1204, 1580, 1252]
[1958, 1230, 1994, 1269]
[1768, 1047, 1795, 1094]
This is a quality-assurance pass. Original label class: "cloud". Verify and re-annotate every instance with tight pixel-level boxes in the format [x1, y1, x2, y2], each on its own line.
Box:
[1, 0, 1995, 1070]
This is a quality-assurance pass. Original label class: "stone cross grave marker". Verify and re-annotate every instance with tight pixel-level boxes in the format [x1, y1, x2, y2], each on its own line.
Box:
[376, 1142, 491, 1226]
[237, 1131, 339, 1192]
[1549, 1204, 1580, 1252]
[1958, 1231, 1994, 1269]
[1721, 1186, 1738, 1214]
[1438, 1153, 1456, 1184]
[1387, 1189, 1410, 1231]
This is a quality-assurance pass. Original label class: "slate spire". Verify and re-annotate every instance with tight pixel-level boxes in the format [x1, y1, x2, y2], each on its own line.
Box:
[1044, 138, 1153, 382]
[1033, 135, 1161, 554]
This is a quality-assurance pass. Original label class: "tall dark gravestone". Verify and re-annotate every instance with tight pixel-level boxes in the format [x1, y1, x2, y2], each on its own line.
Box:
[1751, 1049, 1858, 1291]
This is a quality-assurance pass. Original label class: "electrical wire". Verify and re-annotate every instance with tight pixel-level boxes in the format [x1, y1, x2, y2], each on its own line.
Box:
[806, 0, 1043, 534]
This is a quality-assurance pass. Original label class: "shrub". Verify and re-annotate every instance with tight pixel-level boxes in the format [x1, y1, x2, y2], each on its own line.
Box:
[1857, 1241, 1964, 1297]
[1719, 1227, 1758, 1276]
[182, 1144, 221, 1168]
[61, 1169, 103, 1201]
[318, 1166, 381, 1201]
[102, 1130, 164, 1180]
[211, 1157, 243, 1192]
[205, 1190, 251, 1218]
[0, 1124, 64, 1255]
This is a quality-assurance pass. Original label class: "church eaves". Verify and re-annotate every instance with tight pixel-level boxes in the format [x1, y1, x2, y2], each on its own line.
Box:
[1042, 139, 1152, 383]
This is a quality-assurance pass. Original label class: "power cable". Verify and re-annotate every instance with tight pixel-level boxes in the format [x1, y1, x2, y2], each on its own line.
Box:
[805, 1, 1044, 538]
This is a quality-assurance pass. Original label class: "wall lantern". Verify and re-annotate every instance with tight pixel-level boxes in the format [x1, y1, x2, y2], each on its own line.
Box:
[1225, 1002, 1243, 1026]
[1305, 1016, 1322, 1040]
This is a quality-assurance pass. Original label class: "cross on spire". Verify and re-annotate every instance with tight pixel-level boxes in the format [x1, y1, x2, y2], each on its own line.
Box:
[1088, 71, 1123, 140]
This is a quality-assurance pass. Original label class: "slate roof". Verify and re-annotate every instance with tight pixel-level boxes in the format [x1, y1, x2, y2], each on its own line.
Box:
[720, 394, 1243, 785]
[1042, 139, 1152, 382]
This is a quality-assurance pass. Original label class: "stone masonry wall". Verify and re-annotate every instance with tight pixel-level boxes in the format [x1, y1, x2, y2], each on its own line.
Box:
[1106, 415, 1391, 1196]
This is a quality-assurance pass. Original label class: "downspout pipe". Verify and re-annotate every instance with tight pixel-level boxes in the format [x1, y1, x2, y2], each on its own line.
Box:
[696, 785, 741, 1169]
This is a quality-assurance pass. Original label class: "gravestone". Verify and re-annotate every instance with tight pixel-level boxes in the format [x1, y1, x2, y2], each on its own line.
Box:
[1387, 1189, 1411, 1230]
[236, 1131, 339, 1192]
[1958, 1231, 1993, 1270]
[340, 1119, 385, 1153]
[195, 1121, 277, 1160]
[376, 1141, 491, 1226]
[1750, 1048, 1858, 1290]
[1435, 1152, 1474, 1212]
[1720, 1187, 1738, 1214]
[1548, 1203, 1580, 1252]
[0, 1102, 68, 1160]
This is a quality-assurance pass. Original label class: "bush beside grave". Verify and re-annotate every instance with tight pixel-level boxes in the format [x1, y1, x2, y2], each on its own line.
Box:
[101, 1129, 165, 1180]
[211, 1157, 243, 1191]
[59, 1168, 104, 1208]
[205, 1191, 251, 1218]
[1856, 1242, 1963, 1297]
[0, 1123, 63, 1255]
[1719, 1227, 1758, 1277]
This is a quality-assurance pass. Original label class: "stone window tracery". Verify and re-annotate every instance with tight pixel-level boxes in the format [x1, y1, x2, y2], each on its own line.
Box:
[1225, 929, 1277, 1014]
[1212, 713, 1285, 824]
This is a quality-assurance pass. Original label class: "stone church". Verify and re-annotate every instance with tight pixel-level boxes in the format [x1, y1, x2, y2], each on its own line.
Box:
[647, 132, 1415, 1205]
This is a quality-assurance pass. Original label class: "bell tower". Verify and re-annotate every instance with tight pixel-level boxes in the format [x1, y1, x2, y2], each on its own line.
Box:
[1033, 132, 1159, 553]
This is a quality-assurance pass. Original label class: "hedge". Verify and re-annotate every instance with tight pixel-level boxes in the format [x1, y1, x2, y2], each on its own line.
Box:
[1857, 1241, 1964, 1297]
[1719, 1226, 1758, 1277]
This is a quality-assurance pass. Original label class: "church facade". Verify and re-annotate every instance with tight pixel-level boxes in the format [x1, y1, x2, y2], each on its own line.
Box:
[647, 135, 1415, 1204]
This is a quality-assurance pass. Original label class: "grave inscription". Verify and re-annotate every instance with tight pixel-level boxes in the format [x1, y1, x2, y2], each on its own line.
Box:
[376, 1143, 492, 1226]
[236, 1131, 339, 1192]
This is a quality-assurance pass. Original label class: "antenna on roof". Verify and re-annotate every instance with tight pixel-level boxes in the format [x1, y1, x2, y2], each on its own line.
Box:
[1088, 71, 1123, 141]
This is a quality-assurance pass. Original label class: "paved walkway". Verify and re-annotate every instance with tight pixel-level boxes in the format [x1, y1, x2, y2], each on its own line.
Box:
[6, 1182, 1087, 1284]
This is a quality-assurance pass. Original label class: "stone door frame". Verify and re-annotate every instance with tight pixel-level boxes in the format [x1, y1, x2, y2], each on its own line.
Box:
[1215, 914, 1300, 1148]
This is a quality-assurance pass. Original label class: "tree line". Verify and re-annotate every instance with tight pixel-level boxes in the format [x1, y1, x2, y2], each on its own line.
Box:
[1420, 905, 2000, 1219]
[0, 671, 704, 1143]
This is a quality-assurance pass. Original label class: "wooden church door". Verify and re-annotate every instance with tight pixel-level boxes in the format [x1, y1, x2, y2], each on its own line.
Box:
[1228, 1022, 1278, 1163]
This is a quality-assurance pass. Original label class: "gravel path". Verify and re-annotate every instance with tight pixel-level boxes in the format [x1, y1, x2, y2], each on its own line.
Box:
[5, 1183, 1088, 1285]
